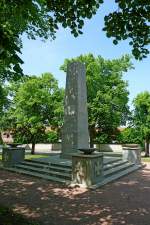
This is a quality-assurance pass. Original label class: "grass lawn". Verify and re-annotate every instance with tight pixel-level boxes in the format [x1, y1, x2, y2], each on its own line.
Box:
[25, 154, 49, 160]
[0, 205, 39, 225]
[141, 157, 150, 162]
[0, 153, 49, 161]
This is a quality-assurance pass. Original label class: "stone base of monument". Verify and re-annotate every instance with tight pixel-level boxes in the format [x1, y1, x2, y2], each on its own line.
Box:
[122, 145, 141, 165]
[0, 153, 143, 189]
[2, 147, 25, 167]
[60, 152, 75, 159]
[71, 153, 103, 188]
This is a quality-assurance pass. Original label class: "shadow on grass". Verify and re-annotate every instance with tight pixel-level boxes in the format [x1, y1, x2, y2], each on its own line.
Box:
[0, 164, 150, 225]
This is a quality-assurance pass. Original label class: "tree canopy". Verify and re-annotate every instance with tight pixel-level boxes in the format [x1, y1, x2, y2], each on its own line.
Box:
[0, 0, 103, 80]
[0, 0, 149, 81]
[0, 83, 8, 117]
[1, 73, 64, 153]
[61, 54, 132, 144]
[103, 0, 150, 60]
[116, 127, 143, 145]
[133, 91, 150, 156]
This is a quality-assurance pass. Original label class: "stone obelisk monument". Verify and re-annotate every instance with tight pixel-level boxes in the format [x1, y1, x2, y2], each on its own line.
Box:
[61, 62, 89, 159]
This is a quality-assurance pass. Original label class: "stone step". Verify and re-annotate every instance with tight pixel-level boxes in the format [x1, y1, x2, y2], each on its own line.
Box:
[21, 161, 72, 173]
[3, 167, 69, 184]
[26, 157, 121, 168]
[90, 164, 142, 189]
[103, 152, 122, 158]
[104, 162, 134, 177]
[15, 164, 71, 180]
[103, 157, 121, 166]
[25, 159, 72, 168]
[50, 162, 72, 169]
[25, 159, 50, 165]
[104, 160, 128, 171]
[22, 161, 50, 168]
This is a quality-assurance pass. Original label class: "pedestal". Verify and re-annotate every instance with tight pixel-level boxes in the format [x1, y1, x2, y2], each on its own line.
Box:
[72, 153, 103, 187]
[2, 147, 25, 167]
[122, 146, 141, 165]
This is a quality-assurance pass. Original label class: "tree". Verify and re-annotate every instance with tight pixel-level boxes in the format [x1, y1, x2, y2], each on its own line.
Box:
[103, 0, 150, 60]
[133, 91, 150, 157]
[0, 84, 8, 117]
[0, 83, 9, 143]
[61, 53, 131, 146]
[1, 73, 64, 154]
[1, 1, 149, 81]
[0, 0, 103, 80]
[116, 127, 143, 145]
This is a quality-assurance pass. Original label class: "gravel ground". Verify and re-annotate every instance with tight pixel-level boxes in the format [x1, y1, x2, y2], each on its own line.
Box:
[0, 163, 150, 225]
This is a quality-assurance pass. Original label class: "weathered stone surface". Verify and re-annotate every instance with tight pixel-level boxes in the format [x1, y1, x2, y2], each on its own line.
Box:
[72, 153, 103, 187]
[61, 62, 89, 158]
[2, 147, 25, 167]
[122, 147, 141, 165]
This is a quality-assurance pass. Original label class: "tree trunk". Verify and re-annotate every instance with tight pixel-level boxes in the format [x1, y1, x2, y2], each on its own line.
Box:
[145, 138, 149, 157]
[31, 142, 35, 155]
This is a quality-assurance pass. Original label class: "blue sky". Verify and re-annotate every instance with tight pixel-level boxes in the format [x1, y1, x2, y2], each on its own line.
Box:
[21, 2, 150, 108]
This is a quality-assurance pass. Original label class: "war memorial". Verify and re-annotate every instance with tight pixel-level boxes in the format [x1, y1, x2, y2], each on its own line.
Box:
[1, 62, 142, 188]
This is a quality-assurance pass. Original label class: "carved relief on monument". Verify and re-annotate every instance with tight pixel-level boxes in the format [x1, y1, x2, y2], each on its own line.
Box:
[94, 160, 102, 177]
[74, 160, 88, 184]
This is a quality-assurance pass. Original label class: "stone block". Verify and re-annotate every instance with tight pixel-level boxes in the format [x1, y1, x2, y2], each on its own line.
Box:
[72, 153, 103, 187]
[2, 147, 25, 167]
[122, 146, 141, 165]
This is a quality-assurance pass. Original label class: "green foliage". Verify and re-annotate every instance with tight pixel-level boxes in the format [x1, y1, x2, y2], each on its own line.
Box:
[45, 131, 59, 143]
[0, 135, 3, 144]
[103, 0, 150, 60]
[0, 84, 6, 115]
[0, 0, 103, 80]
[94, 133, 110, 144]
[13, 130, 59, 144]
[0, 83, 9, 120]
[133, 91, 150, 138]
[1, 73, 64, 151]
[116, 127, 143, 144]
[1, 1, 149, 81]
[133, 91, 150, 156]
[61, 54, 131, 144]
[33, 130, 59, 143]
[13, 131, 31, 144]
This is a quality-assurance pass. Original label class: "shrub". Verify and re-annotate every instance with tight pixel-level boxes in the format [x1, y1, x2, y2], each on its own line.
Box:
[46, 131, 59, 143]
[116, 127, 143, 145]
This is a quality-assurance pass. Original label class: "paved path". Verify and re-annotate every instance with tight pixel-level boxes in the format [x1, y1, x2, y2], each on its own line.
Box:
[0, 163, 150, 225]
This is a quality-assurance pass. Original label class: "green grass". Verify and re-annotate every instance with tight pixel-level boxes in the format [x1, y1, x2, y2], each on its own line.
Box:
[141, 157, 150, 162]
[0, 153, 49, 161]
[25, 154, 49, 160]
[0, 205, 40, 225]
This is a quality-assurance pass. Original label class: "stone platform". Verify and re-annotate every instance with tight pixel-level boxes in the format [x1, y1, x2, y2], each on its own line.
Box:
[0, 153, 142, 188]
[30, 154, 119, 165]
